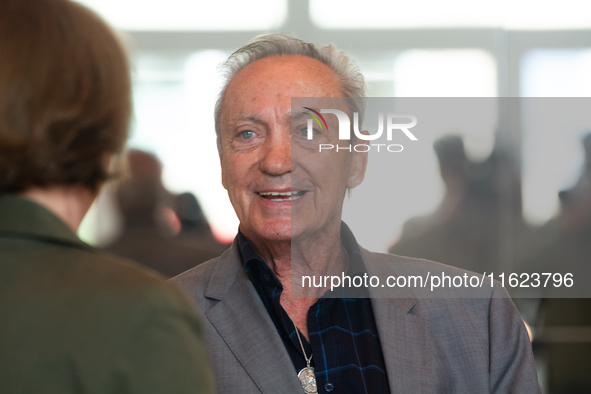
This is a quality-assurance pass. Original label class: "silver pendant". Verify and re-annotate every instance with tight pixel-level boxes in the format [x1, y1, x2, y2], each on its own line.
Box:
[297, 366, 317, 394]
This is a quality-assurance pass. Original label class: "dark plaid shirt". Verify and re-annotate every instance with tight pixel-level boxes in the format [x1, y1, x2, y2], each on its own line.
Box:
[239, 223, 390, 394]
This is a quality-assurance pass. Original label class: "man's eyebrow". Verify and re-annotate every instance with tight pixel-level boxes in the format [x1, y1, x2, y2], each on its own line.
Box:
[231, 114, 263, 123]
[231, 112, 308, 123]
[290, 112, 307, 121]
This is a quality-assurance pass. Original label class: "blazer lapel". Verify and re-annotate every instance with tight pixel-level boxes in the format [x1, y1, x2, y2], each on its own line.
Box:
[203, 243, 303, 394]
[363, 248, 433, 393]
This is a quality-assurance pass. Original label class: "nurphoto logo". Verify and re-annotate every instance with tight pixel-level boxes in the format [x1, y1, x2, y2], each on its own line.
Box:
[303, 107, 418, 153]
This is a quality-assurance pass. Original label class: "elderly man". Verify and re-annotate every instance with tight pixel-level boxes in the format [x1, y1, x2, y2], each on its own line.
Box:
[174, 34, 540, 394]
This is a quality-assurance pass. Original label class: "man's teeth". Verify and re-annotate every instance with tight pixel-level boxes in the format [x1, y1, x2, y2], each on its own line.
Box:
[258, 191, 304, 201]
[259, 191, 297, 196]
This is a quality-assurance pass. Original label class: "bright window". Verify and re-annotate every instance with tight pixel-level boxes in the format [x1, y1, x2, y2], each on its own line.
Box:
[311, 0, 591, 29]
[521, 49, 591, 225]
[76, 0, 287, 31]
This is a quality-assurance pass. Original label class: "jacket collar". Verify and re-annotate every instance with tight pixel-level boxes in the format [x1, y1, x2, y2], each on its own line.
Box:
[203, 237, 243, 300]
[0, 194, 92, 251]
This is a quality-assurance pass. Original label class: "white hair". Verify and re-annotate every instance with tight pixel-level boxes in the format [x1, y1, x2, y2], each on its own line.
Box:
[214, 33, 366, 150]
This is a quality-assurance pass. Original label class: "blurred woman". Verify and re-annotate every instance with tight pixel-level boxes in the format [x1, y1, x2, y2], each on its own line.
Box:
[0, 0, 214, 392]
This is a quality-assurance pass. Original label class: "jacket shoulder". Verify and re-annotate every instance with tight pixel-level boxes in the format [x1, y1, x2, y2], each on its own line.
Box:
[367, 249, 484, 278]
[0, 241, 215, 393]
[363, 249, 502, 314]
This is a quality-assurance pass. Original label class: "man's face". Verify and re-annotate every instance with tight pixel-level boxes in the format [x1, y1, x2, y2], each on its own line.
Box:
[219, 55, 366, 243]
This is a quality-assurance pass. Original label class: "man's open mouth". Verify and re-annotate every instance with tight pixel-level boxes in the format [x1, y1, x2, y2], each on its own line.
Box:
[257, 191, 307, 202]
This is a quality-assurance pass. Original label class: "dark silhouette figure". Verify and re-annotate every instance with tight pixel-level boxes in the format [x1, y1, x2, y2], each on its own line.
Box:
[519, 133, 591, 394]
[175, 192, 230, 255]
[389, 135, 524, 275]
[103, 150, 219, 278]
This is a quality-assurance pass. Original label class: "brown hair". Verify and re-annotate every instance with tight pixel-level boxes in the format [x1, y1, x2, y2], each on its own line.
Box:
[0, 0, 132, 193]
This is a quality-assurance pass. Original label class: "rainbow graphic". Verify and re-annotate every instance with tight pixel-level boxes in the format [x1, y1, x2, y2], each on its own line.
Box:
[302, 107, 328, 132]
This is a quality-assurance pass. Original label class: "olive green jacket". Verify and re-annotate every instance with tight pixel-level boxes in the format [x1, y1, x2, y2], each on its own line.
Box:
[0, 195, 215, 394]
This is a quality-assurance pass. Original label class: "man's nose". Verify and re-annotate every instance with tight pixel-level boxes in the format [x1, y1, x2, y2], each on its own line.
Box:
[260, 130, 292, 175]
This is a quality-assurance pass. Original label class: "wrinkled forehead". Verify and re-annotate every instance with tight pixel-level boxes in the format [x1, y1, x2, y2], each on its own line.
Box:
[225, 98, 351, 123]
[219, 55, 346, 124]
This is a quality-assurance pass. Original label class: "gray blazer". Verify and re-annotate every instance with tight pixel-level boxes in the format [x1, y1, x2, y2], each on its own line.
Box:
[173, 239, 540, 394]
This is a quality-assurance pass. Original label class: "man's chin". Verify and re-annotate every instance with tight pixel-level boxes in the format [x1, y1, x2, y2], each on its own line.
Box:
[243, 221, 292, 243]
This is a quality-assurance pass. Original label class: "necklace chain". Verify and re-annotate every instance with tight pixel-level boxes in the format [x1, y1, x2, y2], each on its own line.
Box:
[289, 317, 313, 367]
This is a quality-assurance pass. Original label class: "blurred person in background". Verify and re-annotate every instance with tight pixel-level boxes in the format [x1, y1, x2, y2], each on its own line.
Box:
[175, 192, 230, 255]
[0, 0, 214, 392]
[103, 149, 220, 278]
[389, 135, 525, 275]
[518, 133, 591, 393]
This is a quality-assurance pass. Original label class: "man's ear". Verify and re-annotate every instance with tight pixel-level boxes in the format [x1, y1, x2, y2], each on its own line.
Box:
[347, 131, 369, 189]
